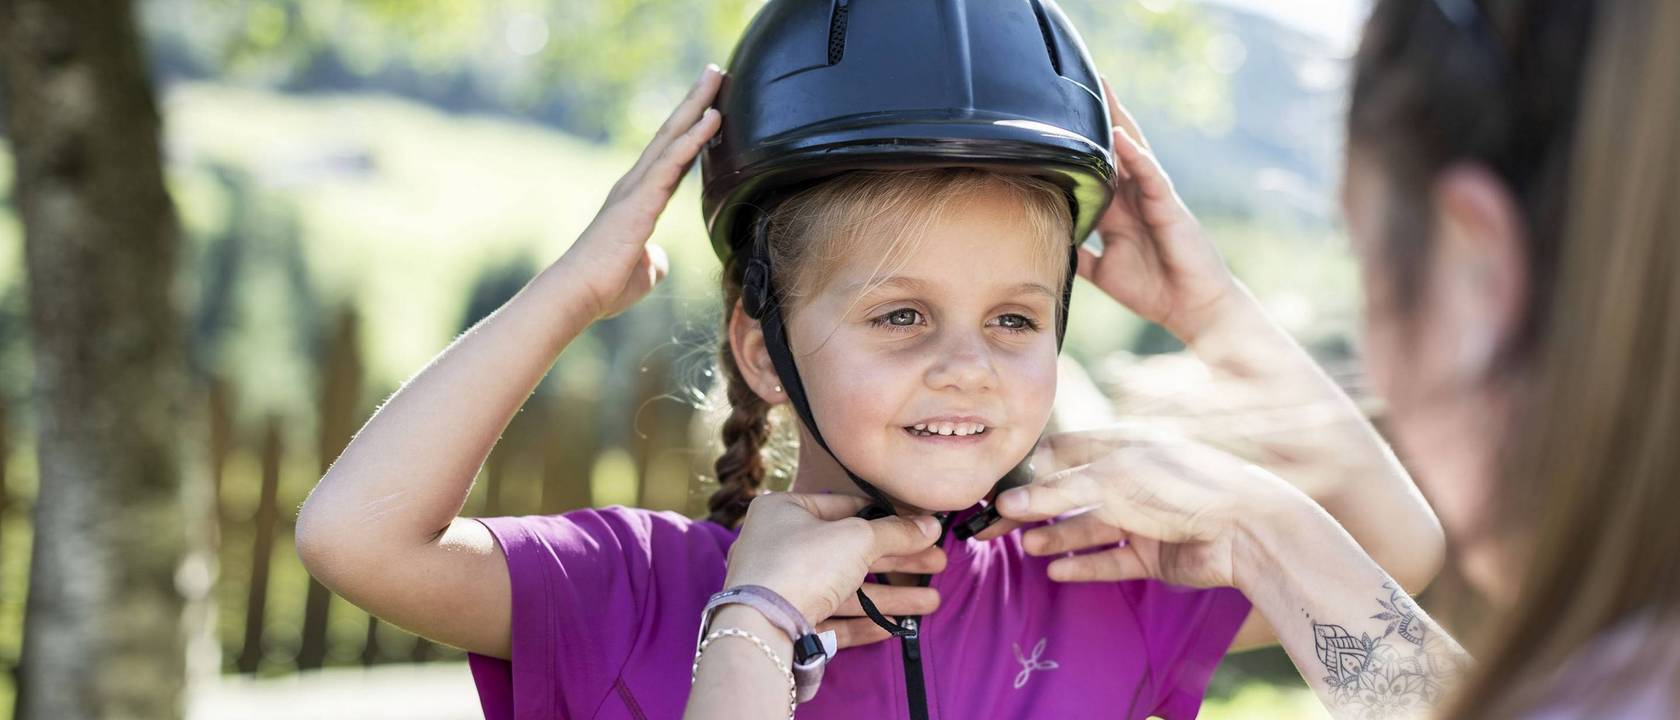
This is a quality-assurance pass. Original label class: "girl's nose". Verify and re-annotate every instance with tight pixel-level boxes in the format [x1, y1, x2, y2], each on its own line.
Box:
[924, 331, 998, 393]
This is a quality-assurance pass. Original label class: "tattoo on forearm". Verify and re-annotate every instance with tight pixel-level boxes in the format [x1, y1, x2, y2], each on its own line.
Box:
[1308, 582, 1470, 719]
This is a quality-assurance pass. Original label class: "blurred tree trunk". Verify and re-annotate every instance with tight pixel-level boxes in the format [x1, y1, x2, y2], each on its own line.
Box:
[0, 1, 211, 719]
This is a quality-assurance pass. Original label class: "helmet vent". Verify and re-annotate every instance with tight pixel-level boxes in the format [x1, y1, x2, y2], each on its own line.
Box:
[827, 0, 850, 65]
[1029, 0, 1064, 75]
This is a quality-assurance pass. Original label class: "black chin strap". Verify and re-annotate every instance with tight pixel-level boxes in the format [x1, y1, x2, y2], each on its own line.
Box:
[737, 209, 1077, 636]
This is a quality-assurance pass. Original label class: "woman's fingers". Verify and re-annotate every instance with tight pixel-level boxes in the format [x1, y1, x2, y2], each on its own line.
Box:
[1047, 545, 1151, 583]
[1022, 512, 1127, 557]
[830, 583, 941, 618]
[1100, 76, 1151, 152]
[868, 545, 947, 574]
[1112, 125, 1175, 208]
[994, 467, 1103, 523]
[970, 516, 1022, 542]
[817, 617, 895, 650]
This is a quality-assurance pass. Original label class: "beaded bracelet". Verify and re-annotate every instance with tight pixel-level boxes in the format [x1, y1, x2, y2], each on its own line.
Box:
[692, 627, 797, 719]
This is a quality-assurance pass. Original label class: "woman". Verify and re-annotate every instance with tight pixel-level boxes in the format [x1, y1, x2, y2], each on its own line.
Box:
[691, 0, 1680, 717]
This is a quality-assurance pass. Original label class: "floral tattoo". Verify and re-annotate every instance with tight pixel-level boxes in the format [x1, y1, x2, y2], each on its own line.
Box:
[1310, 582, 1470, 719]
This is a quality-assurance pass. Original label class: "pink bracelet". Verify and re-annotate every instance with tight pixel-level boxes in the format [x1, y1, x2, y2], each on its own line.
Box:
[696, 585, 837, 703]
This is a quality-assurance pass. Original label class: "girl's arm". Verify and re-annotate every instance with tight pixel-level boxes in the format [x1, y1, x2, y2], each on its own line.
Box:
[293, 66, 724, 659]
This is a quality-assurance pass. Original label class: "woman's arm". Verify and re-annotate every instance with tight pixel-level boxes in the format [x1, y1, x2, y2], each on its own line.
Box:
[293, 65, 724, 659]
[1185, 289, 1445, 650]
[996, 438, 1471, 719]
[1237, 497, 1470, 716]
[1055, 80, 1442, 650]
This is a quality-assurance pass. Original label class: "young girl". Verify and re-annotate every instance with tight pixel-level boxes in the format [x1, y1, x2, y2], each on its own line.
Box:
[297, 2, 1444, 718]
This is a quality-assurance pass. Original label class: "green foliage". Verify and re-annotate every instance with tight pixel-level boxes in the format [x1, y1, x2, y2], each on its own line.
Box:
[148, 1, 1230, 142]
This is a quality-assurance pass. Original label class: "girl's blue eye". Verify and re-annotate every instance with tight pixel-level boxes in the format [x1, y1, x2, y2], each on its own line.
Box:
[994, 313, 1040, 333]
[871, 308, 924, 329]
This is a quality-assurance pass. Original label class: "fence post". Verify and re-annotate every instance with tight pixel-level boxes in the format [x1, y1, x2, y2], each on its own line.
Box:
[300, 306, 364, 670]
[236, 417, 282, 673]
[630, 353, 697, 512]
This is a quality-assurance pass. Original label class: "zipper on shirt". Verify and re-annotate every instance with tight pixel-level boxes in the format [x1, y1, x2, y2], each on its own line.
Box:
[899, 615, 929, 720]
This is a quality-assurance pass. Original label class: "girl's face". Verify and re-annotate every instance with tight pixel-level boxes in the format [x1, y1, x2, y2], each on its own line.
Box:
[784, 186, 1064, 513]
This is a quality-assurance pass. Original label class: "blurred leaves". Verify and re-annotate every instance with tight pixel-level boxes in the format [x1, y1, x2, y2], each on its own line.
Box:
[147, 0, 1229, 142]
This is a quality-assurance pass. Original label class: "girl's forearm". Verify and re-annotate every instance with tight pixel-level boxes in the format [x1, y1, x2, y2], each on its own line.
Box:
[1188, 286, 1445, 591]
[685, 606, 798, 720]
[1236, 500, 1472, 719]
[299, 256, 600, 544]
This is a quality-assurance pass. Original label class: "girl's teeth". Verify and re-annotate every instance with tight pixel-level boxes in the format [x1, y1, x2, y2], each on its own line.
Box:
[938, 425, 953, 435]
[914, 423, 927, 431]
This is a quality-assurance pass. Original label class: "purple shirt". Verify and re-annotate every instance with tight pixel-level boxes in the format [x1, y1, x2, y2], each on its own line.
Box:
[467, 506, 1250, 719]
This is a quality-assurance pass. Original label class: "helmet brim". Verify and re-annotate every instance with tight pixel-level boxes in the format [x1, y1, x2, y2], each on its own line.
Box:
[702, 116, 1115, 262]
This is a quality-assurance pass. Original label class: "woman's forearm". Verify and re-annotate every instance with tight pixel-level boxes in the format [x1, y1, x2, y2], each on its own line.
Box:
[297, 256, 600, 545]
[1189, 287, 1445, 592]
[1237, 499, 1472, 719]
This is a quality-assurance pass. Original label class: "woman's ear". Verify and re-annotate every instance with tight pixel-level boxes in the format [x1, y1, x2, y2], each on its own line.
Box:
[728, 300, 788, 404]
[1428, 163, 1531, 381]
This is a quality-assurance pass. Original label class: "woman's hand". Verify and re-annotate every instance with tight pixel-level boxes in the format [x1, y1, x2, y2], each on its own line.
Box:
[993, 430, 1308, 590]
[1083, 78, 1249, 345]
[560, 64, 725, 320]
[724, 493, 944, 649]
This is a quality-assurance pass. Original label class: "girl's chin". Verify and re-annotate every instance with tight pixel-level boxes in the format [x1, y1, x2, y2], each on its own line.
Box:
[870, 475, 1011, 514]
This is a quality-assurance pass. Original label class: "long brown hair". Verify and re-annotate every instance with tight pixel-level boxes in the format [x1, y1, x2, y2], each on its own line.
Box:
[703, 169, 1072, 528]
[1351, 0, 1680, 715]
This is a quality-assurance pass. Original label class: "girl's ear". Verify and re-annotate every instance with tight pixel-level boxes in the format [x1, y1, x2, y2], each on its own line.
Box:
[728, 300, 788, 404]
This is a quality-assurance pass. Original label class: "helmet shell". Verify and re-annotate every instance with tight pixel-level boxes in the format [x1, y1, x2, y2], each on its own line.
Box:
[701, 0, 1116, 261]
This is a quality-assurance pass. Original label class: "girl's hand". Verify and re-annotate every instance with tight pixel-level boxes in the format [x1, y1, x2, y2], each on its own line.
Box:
[723, 493, 944, 649]
[1084, 77, 1248, 344]
[992, 430, 1308, 591]
[561, 64, 725, 320]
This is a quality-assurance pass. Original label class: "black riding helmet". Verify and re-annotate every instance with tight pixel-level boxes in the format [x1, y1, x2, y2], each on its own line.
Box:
[702, 0, 1113, 554]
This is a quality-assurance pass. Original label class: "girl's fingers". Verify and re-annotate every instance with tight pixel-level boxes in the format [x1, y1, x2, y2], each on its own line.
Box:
[868, 545, 947, 574]
[1022, 512, 1127, 556]
[866, 514, 941, 559]
[783, 491, 873, 520]
[817, 617, 895, 649]
[830, 583, 941, 618]
[626, 64, 723, 183]
[1048, 545, 1150, 583]
[643, 107, 722, 197]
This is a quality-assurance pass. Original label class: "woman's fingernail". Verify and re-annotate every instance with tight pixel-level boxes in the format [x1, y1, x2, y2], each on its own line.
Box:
[998, 490, 1024, 514]
[702, 63, 720, 79]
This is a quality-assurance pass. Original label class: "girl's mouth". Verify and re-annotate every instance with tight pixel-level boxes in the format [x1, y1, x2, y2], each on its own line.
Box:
[903, 422, 990, 439]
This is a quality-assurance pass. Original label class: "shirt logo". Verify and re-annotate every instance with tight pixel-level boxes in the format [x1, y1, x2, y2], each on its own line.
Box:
[1012, 637, 1059, 689]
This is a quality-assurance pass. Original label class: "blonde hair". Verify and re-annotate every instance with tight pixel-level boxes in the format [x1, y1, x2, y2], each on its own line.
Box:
[705, 168, 1073, 527]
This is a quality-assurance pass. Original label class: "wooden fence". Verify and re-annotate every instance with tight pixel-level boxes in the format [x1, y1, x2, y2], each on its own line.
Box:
[0, 302, 708, 696]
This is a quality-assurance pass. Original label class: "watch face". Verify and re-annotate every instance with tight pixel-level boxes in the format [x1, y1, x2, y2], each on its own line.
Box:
[793, 633, 827, 665]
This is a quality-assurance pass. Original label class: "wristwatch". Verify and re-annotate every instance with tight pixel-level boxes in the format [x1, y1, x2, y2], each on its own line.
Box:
[697, 585, 838, 703]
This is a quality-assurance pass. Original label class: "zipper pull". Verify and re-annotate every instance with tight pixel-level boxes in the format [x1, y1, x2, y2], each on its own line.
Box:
[901, 617, 921, 661]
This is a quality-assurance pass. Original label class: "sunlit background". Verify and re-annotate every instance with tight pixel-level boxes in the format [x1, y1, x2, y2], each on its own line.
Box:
[0, 1, 1401, 717]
